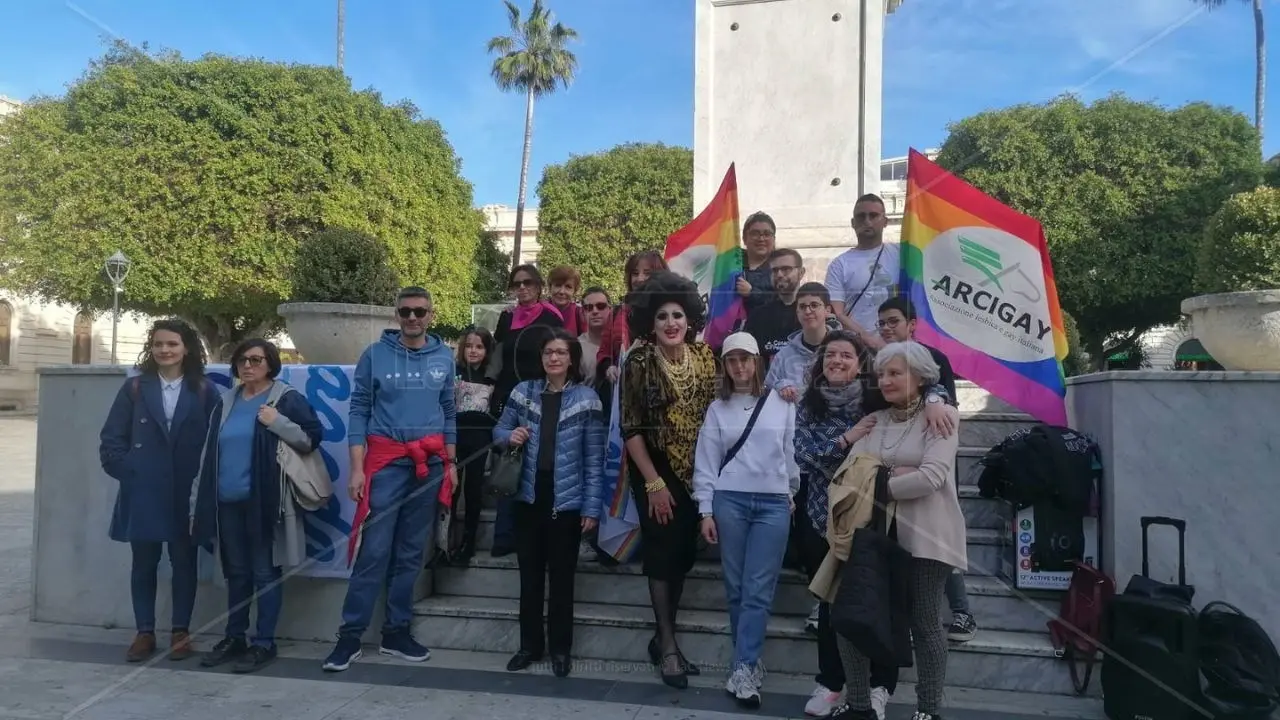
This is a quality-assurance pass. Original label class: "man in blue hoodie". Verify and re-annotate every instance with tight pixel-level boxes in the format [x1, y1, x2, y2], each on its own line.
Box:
[323, 286, 457, 672]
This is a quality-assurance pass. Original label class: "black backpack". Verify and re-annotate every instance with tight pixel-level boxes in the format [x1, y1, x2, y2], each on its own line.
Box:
[1198, 601, 1280, 719]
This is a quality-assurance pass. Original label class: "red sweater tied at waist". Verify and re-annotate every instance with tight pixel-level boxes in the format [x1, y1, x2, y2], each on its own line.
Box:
[347, 433, 454, 567]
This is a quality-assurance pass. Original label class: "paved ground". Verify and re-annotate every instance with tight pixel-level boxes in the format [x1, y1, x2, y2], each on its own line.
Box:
[0, 416, 1105, 720]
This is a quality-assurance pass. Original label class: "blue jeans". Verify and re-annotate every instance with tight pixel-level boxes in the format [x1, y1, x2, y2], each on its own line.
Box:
[129, 539, 198, 633]
[339, 460, 439, 640]
[713, 490, 792, 669]
[218, 501, 283, 648]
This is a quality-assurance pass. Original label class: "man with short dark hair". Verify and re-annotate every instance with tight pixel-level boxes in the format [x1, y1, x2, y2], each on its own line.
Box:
[875, 296, 977, 643]
[323, 286, 458, 672]
[825, 194, 897, 352]
[743, 248, 806, 368]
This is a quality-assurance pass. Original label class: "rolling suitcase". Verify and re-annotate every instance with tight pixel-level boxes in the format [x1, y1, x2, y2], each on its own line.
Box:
[1101, 516, 1204, 720]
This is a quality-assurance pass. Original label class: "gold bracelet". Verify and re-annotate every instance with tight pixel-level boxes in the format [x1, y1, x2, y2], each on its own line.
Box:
[644, 479, 667, 493]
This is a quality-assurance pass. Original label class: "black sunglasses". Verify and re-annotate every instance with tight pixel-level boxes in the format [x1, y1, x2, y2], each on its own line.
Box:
[397, 307, 432, 319]
[583, 302, 610, 312]
[509, 278, 537, 289]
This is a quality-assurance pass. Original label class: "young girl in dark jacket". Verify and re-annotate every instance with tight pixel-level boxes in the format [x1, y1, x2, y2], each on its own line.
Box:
[453, 326, 497, 564]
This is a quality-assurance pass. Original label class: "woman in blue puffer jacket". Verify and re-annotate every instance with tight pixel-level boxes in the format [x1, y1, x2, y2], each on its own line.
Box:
[493, 327, 606, 679]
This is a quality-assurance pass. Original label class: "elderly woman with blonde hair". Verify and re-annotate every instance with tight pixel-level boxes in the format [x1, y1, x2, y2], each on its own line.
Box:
[829, 341, 967, 720]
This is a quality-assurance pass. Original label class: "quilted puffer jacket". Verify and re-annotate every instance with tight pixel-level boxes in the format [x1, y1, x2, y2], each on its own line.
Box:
[492, 379, 606, 518]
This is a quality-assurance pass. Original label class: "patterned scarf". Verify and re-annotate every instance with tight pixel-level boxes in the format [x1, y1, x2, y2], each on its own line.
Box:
[795, 379, 865, 538]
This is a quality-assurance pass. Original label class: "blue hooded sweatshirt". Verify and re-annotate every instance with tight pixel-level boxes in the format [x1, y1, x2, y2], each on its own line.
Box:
[348, 329, 457, 447]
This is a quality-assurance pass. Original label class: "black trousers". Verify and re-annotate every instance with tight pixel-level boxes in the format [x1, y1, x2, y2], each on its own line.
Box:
[455, 425, 492, 545]
[513, 501, 583, 656]
[798, 520, 899, 694]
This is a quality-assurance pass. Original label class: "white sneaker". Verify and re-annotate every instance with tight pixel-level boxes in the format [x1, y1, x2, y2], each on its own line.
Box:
[804, 684, 845, 717]
[578, 540, 597, 560]
[726, 666, 760, 708]
[870, 686, 890, 720]
[750, 659, 766, 687]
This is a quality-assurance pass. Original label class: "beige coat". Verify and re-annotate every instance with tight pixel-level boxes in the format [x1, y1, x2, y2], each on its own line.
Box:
[808, 453, 897, 603]
[852, 406, 968, 572]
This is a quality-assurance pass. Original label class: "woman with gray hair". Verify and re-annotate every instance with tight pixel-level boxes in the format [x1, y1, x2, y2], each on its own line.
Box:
[830, 341, 966, 720]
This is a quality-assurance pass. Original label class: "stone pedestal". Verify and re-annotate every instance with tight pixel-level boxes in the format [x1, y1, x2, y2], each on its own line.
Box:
[693, 0, 888, 251]
[30, 366, 429, 642]
[1067, 371, 1280, 638]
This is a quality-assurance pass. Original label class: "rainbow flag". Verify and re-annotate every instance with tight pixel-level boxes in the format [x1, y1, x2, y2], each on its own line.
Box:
[900, 149, 1068, 425]
[664, 164, 743, 350]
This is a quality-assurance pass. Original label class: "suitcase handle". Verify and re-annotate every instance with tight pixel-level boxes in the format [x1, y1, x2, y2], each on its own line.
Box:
[1140, 516, 1187, 586]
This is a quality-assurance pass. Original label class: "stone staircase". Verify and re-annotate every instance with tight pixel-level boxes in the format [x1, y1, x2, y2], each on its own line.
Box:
[413, 382, 1082, 696]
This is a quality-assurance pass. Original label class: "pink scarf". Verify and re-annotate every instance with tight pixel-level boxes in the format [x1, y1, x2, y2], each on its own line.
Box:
[511, 301, 563, 331]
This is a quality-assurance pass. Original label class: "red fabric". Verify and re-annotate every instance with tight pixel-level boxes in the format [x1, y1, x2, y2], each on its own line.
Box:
[555, 303, 587, 337]
[347, 433, 454, 567]
[596, 305, 631, 367]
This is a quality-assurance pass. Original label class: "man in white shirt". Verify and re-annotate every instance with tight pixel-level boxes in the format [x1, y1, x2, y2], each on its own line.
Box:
[823, 194, 898, 353]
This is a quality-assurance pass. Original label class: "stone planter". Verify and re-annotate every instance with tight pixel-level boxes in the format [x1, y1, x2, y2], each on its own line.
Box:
[277, 302, 397, 365]
[1180, 290, 1280, 371]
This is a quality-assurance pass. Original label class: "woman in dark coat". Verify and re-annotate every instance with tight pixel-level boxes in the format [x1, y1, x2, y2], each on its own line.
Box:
[98, 318, 218, 663]
[189, 339, 322, 674]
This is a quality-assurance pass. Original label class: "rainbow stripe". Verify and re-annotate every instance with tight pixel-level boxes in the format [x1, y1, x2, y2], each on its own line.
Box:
[900, 149, 1068, 426]
[664, 164, 744, 349]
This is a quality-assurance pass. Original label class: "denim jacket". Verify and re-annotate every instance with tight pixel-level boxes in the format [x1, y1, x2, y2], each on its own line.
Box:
[493, 379, 607, 518]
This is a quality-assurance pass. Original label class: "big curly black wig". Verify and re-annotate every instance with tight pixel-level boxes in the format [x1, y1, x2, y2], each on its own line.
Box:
[627, 269, 707, 342]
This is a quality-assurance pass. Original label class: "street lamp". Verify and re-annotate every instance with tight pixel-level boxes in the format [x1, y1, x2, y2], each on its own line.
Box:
[104, 250, 131, 364]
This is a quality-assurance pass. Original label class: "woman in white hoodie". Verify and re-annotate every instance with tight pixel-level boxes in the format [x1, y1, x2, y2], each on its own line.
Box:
[693, 332, 800, 709]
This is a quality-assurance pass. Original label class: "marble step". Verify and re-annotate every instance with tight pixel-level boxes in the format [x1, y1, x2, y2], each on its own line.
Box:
[432, 556, 1059, 635]
[960, 484, 1009, 530]
[955, 380, 1020, 414]
[467, 510, 1005, 576]
[958, 411, 1035, 449]
[411, 596, 1078, 695]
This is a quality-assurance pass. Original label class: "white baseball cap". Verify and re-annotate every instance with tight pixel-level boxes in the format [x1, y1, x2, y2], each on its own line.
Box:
[720, 332, 760, 357]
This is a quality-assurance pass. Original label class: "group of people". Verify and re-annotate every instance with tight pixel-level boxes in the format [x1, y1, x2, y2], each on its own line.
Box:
[97, 193, 975, 720]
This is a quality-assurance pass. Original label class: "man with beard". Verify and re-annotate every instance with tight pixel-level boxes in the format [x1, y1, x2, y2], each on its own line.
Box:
[743, 249, 805, 370]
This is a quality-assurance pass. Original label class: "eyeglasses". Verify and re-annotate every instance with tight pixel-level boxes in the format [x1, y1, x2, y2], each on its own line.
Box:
[771, 265, 800, 275]
[583, 302, 610, 312]
[542, 348, 570, 358]
[876, 317, 903, 329]
[236, 355, 265, 367]
[798, 302, 826, 313]
[509, 278, 537, 289]
[656, 310, 685, 322]
[397, 307, 433, 319]
[746, 230, 776, 239]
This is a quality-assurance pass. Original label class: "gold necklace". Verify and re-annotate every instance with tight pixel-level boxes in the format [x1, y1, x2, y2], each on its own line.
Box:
[657, 345, 693, 383]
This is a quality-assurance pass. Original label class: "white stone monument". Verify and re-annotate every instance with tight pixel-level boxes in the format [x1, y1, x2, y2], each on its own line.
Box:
[693, 0, 900, 271]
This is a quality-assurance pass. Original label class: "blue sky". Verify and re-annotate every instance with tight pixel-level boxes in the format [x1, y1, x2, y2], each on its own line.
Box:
[0, 0, 1268, 206]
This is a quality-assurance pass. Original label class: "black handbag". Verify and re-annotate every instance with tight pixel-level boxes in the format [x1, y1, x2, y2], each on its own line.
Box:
[487, 445, 524, 498]
[830, 466, 914, 668]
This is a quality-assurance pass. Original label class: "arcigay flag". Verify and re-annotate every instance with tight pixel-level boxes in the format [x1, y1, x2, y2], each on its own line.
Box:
[900, 149, 1068, 425]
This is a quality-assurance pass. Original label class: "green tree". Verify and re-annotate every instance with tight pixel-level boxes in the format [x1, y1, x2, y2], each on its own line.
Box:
[935, 93, 1262, 366]
[0, 44, 482, 356]
[535, 143, 694, 299]
[1197, 186, 1280, 293]
[487, 0, 579, 269]
[1194, 0, 1265, 147]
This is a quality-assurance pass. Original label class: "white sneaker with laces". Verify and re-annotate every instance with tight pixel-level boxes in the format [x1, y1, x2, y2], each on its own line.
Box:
[726, 666, 760, 708]
[804, 684, 845, 717]
[869, 686, 890, 720]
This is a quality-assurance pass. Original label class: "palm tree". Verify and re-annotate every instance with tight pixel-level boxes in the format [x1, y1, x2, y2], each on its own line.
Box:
[487, 0, 579, 268]
[1197, 0, 1265, 148]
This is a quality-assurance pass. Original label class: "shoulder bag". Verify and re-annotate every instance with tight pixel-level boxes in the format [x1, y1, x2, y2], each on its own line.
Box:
[267, 383, 334, 512]
[719, 390, 771, 475]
